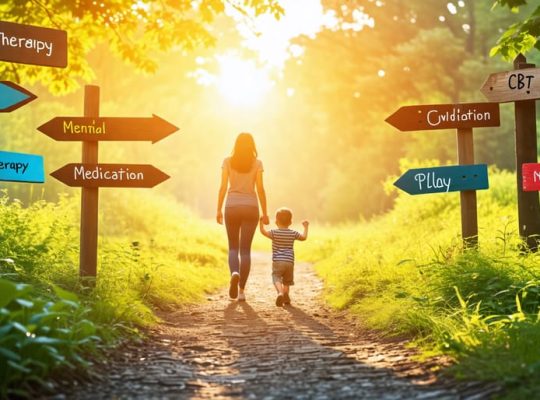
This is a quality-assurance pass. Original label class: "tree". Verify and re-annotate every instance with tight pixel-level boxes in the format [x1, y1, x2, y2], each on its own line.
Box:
[491, 0, 540, 59]
[0, 0, 283, 94]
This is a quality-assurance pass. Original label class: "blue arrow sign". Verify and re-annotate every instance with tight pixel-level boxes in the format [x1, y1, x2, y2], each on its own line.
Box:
[0, 81, 37, 112]
[394, 164, 489, 195]
[0, 150, 45, 183]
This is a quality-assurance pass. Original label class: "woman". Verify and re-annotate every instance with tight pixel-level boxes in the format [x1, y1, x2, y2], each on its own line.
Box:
[217, 133, 269, 301]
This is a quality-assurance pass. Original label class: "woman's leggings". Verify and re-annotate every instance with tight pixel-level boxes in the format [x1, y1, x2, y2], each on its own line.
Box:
[224, 206, 259, 289]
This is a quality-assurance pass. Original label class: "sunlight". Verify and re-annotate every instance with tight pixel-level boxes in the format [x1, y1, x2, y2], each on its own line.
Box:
[215, 55, 273, 107]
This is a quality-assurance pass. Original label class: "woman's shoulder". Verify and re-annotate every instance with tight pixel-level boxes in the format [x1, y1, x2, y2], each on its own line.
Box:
[255, 158, 263, 170]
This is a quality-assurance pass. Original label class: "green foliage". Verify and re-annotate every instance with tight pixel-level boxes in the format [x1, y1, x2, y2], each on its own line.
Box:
[491, 1, 540, 59]
[0, 278, 100, 398]
[305, 166, 540, 396]
[0, 189, 227, 392]
[0, 0, 283, 94]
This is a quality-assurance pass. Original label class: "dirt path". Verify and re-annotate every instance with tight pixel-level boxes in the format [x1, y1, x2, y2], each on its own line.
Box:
[65, 253, 500, 399]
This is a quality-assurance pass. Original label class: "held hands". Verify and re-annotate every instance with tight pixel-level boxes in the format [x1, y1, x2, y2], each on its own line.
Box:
[216, 211, 223, 225]
[260, 215, 270, 225]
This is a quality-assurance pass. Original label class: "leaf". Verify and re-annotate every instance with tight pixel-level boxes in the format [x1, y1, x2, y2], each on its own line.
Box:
[0, 346, 22, 362]
[52, 285, 79, 303]
[0, 279, 18, 308]
[7, 360, 31, 374]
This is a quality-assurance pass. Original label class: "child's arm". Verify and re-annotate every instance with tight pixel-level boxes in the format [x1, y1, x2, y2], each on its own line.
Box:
[259, 217, 272, 239]
[298, 220, 309, 241]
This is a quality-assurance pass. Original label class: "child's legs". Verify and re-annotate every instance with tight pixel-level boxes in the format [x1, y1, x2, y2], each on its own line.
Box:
[282, 264, 294, 294]
[238, 207, 259, 290]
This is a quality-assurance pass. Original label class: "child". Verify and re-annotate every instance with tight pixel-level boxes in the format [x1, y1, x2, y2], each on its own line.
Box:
[259, 207, 309, 306]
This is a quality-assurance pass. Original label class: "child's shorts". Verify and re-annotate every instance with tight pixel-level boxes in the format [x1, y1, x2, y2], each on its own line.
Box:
[272, 261, 294, 285]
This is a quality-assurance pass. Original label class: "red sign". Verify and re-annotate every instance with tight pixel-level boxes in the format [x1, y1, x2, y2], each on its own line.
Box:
[385, 103, 500, 131]
[51, 163, 170, 188]
[38, 115, 179, 143]
[522, 163, 540, 192]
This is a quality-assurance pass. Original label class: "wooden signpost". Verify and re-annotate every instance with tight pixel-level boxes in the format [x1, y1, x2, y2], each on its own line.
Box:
[0, 81, 37, 112]
[51, 164, 170, 188]
[481, 54, 540, 250]
[0, 20, 67, 68]
[394, 165, 488, 195]
[386, 102, 500, 247]
[41, 85, 179, 279]
[0, 150, 44, 183]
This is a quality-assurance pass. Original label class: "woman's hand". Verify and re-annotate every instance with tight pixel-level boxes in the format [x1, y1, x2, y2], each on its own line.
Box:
[261, 215, 270, 225]
[216, 211, 223, 225]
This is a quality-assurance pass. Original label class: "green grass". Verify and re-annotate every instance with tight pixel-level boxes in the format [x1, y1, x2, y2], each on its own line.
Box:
[303, 163, 540, 399]
[0, 189, 227, 396]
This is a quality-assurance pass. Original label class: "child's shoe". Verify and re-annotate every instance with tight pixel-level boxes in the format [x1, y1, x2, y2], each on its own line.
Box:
[283, 293, 291, 305]
[276, 294, 284, 307]
[229, 273, 239, 299]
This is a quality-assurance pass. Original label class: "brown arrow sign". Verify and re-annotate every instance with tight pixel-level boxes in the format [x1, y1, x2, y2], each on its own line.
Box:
[385, 102, 500, 131]
[0, 20, 67, 67]
[50, 164, 170, 188]
[37, 115, 179, 143]
[481, 68, 540, 103]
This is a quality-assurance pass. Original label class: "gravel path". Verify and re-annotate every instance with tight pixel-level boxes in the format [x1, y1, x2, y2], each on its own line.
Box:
[64, 253, 501, 399]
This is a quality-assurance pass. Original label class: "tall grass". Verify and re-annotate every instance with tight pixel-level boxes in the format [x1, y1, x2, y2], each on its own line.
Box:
[0, 189, 227, 395]
[304, 164, 540, 398]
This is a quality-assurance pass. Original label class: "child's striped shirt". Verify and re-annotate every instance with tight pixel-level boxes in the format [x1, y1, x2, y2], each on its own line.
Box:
[270, 228, 301, 263]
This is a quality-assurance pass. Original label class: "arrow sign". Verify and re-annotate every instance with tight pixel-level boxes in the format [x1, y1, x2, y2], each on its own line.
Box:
[37, 115, 179, 143]
[50, 164, 169, 188]
[481, 68, 540, 103]
[522, 163, 540, 192]
[0, 150, 44, 183]
[0, 20, 67, 67]
[394, 164, 489, 195]
[385, 103, 500, 131]
[0, 81, 37, 112]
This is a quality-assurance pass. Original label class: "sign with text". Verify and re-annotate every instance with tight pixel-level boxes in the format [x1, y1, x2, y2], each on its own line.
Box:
[0, 150, 44, 183]
[37, 115, 179, 143]
[0, 20, 67, 67]
[522, 163, 540, 192]
[0, 81, 36, 112]
[51, 163, 169, 188]
[394, 164, 489, 195]
[481, 68, 540, 103]
[385, 103, 500, 131]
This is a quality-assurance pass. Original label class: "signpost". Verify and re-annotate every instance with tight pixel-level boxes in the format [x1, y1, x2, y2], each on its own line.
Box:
[41, 85, 179, 280]
[0, 20, 67, 68]
[481, 54, 540, 250]
[386, 102, 499, 247]
[385, 103, 500, 131]
[0, 81, 37, 112]
[38, 115, 178, 142]
[51, 163, 169, 188]
[394, 165, 488, 195]
[0, 150, 44, 183]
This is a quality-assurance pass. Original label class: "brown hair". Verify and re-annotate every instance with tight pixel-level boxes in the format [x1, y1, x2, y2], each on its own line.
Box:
[276, 207, 293, 226]
[231, 132, 257, 173]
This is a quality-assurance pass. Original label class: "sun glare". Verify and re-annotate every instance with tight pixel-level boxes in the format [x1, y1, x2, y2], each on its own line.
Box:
[215, 55, 273, 107]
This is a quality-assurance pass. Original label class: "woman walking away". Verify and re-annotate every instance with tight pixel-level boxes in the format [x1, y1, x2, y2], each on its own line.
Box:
[217, 133, 269, 301]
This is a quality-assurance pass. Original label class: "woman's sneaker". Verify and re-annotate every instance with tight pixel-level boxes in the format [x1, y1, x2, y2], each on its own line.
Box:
[276, 294, 284, 307]
[229, 273, 239, 299]
[283, 293, 291, 305]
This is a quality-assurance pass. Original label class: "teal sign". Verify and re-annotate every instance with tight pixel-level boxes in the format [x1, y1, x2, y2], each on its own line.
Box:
[394, 164, 489, 195]
[0, 150, 45, 183]
[0, 81, 37, 112]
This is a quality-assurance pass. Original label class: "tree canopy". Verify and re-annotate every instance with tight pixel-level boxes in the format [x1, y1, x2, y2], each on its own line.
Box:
[0, 0, 283, 94]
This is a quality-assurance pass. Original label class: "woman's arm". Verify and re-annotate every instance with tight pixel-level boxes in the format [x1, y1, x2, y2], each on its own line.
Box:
[216, 168, 229, 224]
[255, 170, 269, 224]
[259, 217, 272, 239]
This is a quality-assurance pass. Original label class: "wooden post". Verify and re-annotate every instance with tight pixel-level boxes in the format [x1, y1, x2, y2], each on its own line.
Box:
[457, 128, 478, 248]
[513, 54, 540, 251]
[80, 85, 99, 279]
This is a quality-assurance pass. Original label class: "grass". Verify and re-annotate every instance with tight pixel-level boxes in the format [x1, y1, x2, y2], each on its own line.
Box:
[0, 189, 227, 396]
[302, 163, 540, 399]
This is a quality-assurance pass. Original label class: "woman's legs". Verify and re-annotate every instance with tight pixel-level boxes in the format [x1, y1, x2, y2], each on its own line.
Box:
[224, 206, 259, 291]
[238, 207, 259, 289]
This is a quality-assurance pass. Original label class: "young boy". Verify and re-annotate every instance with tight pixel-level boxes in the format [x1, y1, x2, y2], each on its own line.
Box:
[259, 207, 309, 306]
